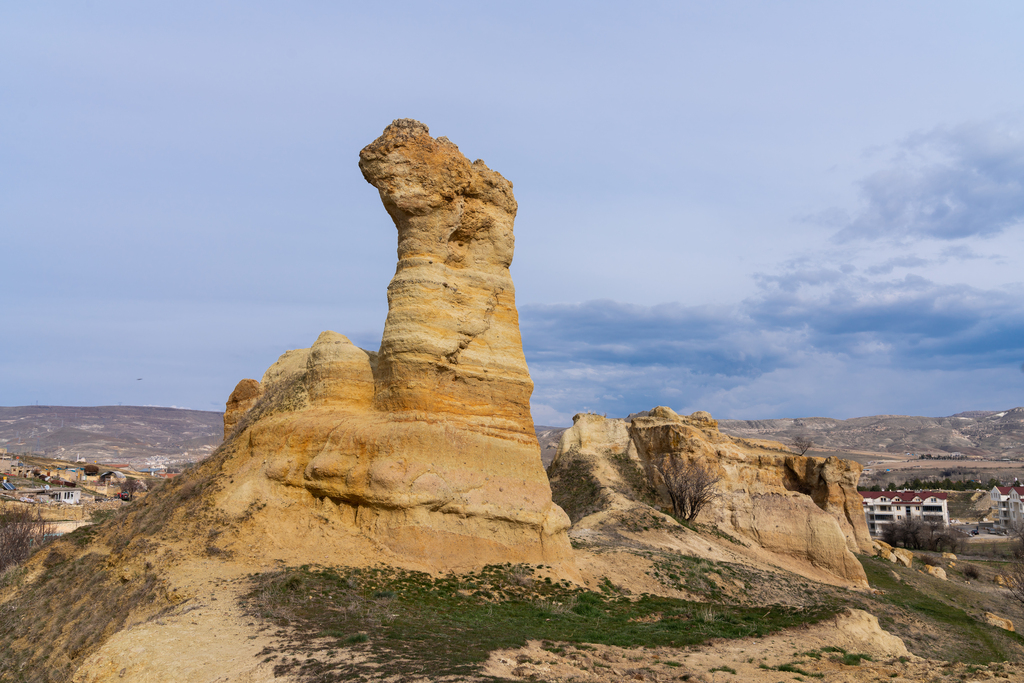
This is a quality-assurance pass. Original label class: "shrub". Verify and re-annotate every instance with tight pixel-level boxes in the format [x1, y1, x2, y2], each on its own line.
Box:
[0, 506, 52, 573]
[962, 563, 980, 580]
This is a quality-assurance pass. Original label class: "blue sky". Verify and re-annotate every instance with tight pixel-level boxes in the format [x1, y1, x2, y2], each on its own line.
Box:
[2, 2, 1023, 425]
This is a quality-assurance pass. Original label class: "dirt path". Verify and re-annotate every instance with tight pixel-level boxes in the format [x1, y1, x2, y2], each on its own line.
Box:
[71, 561, 290, 683]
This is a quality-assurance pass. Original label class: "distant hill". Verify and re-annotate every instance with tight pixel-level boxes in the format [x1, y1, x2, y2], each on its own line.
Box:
[534, 425, 565, 467]
[535, 407, 1024, 461]
[5, 405, 1021, 468]
[718, 407, 1024, 458]
[0, 405, 223, 465]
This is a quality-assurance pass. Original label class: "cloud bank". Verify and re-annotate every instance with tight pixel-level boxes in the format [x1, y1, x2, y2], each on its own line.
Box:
[524, 272, 1024, 423]
[836, 121, 1024, 242]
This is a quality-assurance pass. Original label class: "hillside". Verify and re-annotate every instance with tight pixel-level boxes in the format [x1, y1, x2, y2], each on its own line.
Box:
[537, 408, 1024, 462]
[719, 408, 1024, 457]
[0, 405, 222, 466]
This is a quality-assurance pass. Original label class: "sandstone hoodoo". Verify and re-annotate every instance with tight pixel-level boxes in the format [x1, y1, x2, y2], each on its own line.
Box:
[220, 119, 573, 571]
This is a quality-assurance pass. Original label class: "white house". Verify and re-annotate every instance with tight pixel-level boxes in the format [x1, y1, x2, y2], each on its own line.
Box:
[860, 490, 950, 537]
[990, 486, 1024, 532]
[47, 487, 82, 505]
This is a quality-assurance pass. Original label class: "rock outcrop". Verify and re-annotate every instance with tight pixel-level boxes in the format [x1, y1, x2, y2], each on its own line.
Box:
[549, 408, 873, 586]
[218, 120, 573, 572]
[222, 378, 263, 439]
[984, 612, 1015, 632]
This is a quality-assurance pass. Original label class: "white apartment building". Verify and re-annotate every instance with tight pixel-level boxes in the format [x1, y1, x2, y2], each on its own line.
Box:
[860, 490, 950, 537]
[990, 486, 1024, 532]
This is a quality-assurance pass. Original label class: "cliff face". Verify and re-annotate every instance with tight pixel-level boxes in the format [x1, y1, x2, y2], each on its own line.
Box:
[219, 120, 573, 573]
[549, 407, 872, 586]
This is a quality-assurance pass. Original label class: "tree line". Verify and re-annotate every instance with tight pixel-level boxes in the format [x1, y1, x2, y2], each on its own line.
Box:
[859, 477, 1005, 492]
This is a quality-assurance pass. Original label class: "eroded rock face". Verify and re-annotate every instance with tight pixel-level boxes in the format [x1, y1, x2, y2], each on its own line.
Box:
[549, 408, 872, 586]
[223, 379, 263, 439]
[219, 120, 573, 572]
[984, 612, 1015, 632]
[358, 119, 532, 436]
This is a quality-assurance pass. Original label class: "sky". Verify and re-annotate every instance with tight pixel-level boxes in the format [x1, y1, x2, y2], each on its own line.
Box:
[2, 1, 1023, 426]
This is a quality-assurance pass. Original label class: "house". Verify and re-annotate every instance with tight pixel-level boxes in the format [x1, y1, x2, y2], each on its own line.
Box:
[11, 487, 83, 505]
[46, 487, 82, 505]
[990, 486, 1024, 532]
[860, 490, 950, 537]
[0, 456, 30, 478]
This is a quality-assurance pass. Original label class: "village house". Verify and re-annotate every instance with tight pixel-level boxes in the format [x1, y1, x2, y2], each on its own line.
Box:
[11, 486, 83, 505]
[859, 490, 950, 537]
[990, 485, 1024, 532]
[0, 455, 30, 478]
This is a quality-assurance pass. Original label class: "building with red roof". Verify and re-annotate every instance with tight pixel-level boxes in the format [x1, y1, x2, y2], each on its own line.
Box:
[990, 486, 1024, 532]
[859, 490, 949, 537]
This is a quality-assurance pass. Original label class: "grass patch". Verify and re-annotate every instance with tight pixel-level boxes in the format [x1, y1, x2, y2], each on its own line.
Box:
[651, 554, 732, 599]
[840, 652, 872, 666]
[858, 556, 1024, 664]
[242, 563, 842, 680]
[776, 662, 823, 677]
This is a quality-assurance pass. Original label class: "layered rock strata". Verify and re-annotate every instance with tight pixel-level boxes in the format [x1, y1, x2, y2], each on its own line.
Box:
[219, 120, 573, 572]
[549, 407, 872, 586]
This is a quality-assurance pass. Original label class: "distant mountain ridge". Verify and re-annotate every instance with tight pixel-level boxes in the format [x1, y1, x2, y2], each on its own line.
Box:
[535, 408, 1024, 460]
[3, 405, 1022, 466]
[718, 407, 1024, 457]
[0, 405, 222, 464]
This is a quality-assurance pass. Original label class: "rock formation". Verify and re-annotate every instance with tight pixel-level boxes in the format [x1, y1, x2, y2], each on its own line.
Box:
[222, 378, 263, 439]
[219, 120, 573, 572]
[549, 408, 873, 586]
[984, 612, 1015, 632]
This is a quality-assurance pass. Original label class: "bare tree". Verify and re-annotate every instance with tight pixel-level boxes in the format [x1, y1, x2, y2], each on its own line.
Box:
[881, 516, 966, 552]
[118, 478, 147, 501]
[0, 506, 52, 573]
[657, 457, 721, 522]
[793, 435, 814, 455]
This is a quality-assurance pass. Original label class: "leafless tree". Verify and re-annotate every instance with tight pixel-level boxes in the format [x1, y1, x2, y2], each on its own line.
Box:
[118, 478, 147, 501]
[657, 457, 721, 523]
[0, 506, 52, 573]
[881, 517, 965, 553]
[793, 435, 814, 455]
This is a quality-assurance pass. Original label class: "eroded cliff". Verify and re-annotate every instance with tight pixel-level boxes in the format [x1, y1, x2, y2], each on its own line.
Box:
[549, 407, 872, 586]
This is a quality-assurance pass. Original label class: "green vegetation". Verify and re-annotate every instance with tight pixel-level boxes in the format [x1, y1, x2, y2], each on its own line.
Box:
[862, 476, 1004, 492]
[651, 554, 732, 599]
[775, 662, 822, 677]
[856, 556, 1024, 664]
[243, 563, 842, 680]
